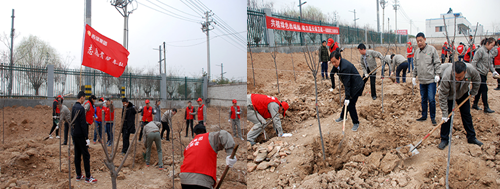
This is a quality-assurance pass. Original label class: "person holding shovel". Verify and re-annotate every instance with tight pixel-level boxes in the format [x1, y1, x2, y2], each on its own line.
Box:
[57, 99, 71, 145]
[438, 61, 482, 149]
[142, 121, 164, 170]
[246, 94, 289, 146]
[331, 50, 365, 131]
[48, 95, 63, 139]
[180, 124, 236, 189]
[389, 54, 409, 83]
[413, 32, 441, 126]
[358, 43, 384, 100]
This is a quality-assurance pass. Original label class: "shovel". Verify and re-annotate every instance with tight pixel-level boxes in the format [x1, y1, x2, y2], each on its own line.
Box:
[362, 65, 382, 80]
[337, 102, 348, 150]
[215, 144, 239, 189]
[396, 96, 471, 159]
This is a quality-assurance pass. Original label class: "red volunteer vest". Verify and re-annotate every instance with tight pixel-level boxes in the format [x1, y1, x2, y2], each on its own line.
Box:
[464, 47, 475, 62]
[197, 104, 205, 121]
[407, 47, 414, 58]
[84, 101, 94, 125]
[142, 106, 153, 122]
[54, 99, 60, 114]
[96, 106, 103, 122]
[457, 45, 464, 54]
[180, 133, 217, 186]
[494, 47, 500, 66]
[442, 45, 448, 55]
[104, 107, 114, 121]
[186, 106, 194, 120]
[329, 42, 339, 53]
[251, 94, 280, 119]
[231, 106, 241, 119]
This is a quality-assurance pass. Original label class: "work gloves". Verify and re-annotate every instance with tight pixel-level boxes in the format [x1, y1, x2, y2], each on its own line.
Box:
[228, 119, 231, 123]
[435, 76, 440, 83]
[344, 99, 350, 107]
[412, 78, 417, 86]
[442, 117, 449, 123]
[226, 155, 237, 168]
[86, 139, 90, 146]
[236, 111, 240, 115]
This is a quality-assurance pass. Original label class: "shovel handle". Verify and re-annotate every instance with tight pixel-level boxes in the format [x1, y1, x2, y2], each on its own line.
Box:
[215, 144, 239, 189]
[362, 65, 382, 80]
[342, 102, 348, 132]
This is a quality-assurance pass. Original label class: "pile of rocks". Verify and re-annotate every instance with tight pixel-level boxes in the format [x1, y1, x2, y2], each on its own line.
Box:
[247, 141, 296, 173]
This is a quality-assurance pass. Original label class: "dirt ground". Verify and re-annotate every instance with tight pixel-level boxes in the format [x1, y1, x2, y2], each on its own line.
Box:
[0, 104, 247, 189]
[246, 46, 500, 189]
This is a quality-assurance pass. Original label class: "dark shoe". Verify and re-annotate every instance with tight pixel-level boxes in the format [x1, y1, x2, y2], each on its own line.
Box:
[468, 138, 483, 146]
[248, 140, 256, 146]
[335, 117, 344, 123]
[472, 104, 482, 110]
[494, 87, 500, 90]
[431, 119, 437, 126]
[438, 140, 449, 150]
[76, 175, 85, 181]
[372, 96, 377, 100]
[166, 139, 170, 141]
[484, 108, 495, 113]
[352, 123, 359, 131]
[416, 117, 426, 121]
[184, 135, 188, 137]
[62, 142, 67, 145]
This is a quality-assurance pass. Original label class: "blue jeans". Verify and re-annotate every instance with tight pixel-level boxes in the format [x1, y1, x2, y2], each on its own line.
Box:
[105, 123, 114, 144]
[407, 57, 413, 72]
[419, 83, 436, 120]
[321, 62, 328, 78]
[93, 121, 102, 142]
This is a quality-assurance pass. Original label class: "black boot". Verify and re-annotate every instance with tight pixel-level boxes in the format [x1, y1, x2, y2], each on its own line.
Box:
[472, 104, 482, 110]
[484, 107, 495, 113]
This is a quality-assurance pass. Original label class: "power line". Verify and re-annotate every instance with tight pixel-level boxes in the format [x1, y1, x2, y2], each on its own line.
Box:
[166, 31, 246, 43]
[212, 30, 246, 51]
[179, 0, 204, 17]
[138, 1, 201, 23]
[142, 0, 202, 22]
[154, 0, 201, 18]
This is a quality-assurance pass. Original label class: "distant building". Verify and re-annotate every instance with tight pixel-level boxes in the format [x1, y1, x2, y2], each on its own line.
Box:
[470, 24, 484, 36]
[425, 12, 472, 38]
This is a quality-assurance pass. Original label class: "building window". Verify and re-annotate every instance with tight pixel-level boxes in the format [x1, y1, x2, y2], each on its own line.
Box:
[435, 26, 443, 32]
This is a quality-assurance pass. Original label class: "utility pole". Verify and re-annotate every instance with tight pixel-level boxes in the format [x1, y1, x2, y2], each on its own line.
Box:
[153, 45, 162, 75]
[410, 19, 412, 35]
[394, 0, 399, 43]
[349, 9, 359, 29]
[380, 0, 387, 33]
[376, 0, 380, 33]
[163, 42, 166, 74]
[84, 0, 92, 93]
[202, 11, 214, 82]
[8, 9, 14, 97]
[216, 63, 226, 81]
[298, 0, 307, 45]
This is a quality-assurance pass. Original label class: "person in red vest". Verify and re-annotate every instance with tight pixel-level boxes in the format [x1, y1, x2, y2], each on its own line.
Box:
[246, 94, 289, 146]
[84, 95, 97, 141]
[457, 42, 465, 62]
[492, 38, 500, 90]
[193, 98, 207, 126]
[327, 38, 340, 53]
[448, 41, 456, 63]
[180, 124, 236, 189]
[49, 95, 63, 139]
[228, 99, 243, 140]
[406, 41, 414, 73]
[138, 99, 156, 142]
[93, 98, 104, 144]
[464, 44, 476, 63]
[185, 101, 196, 138]
[103, 98, 114, 146]
[441, 42, 449, 63]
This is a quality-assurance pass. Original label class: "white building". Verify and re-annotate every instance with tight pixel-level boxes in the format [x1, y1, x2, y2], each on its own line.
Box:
[470, 24, 484, 36]
[425, 12, 471, 38]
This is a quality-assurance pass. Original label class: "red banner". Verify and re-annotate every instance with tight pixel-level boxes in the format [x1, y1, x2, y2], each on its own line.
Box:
[396, 29, 408, 35]
[82, 24, 130, 77]
[266, 16, 339, 35]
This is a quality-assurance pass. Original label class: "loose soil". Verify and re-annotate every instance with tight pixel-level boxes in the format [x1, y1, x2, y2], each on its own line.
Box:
[247, 46, 500, 189]
[0, 105, 247, 188]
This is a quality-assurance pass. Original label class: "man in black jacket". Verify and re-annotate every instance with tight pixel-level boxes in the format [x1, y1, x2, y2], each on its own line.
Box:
[72, 91, 97, 183]
[330, 50, 365, 131]
[121, 98, 137, 154]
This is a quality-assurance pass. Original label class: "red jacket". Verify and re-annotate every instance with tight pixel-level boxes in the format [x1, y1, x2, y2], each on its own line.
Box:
[251, 94, 281, 119]
[442, 44, 448, 55]
[180, 133, 217, 186]
[185, 106, 194, 120]
[197, 104, 205, 121]
[230, 106, 241, 119]
[96, 106, 103, 122]
[494, 47, 500, 66]
[104, 106, 114, 122]
[464, 46, 475, 62]
[407, 46, 414, 58]
[84, 101, 94, 125]
[457, 45, 464, 55]
[142, 106, 153, 122]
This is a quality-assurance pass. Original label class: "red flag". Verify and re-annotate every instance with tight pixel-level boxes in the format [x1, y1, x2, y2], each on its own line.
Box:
[82, 24, 129, 77]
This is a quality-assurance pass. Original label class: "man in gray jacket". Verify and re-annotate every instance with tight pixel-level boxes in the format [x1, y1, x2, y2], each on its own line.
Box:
[438, 61, 483, 149]
[160, 108, 177, 141]
[389, 54, 409, 83]
[153, 100, 162, 123]
[57, 99, 71, 145]
[319, 40, 330, 80]
[471, 37, 498, 113]
[358, 43, 385, 100]
[142, 121, 164, 170]
[412, 32, 441, 125]
[381, 55, 392, 78]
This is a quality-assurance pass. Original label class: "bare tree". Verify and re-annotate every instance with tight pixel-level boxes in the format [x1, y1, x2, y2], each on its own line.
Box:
[166, 68, 180, 99]
[141, 68, 155, 97]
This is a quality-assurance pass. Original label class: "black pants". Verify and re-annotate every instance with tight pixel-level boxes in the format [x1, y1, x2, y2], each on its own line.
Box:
[181, 184, 210, 189]
[185, 119, 194, 137]
[496, 68, 500, 88]
[139, 121, 149, 141]
[49, 118, 59, 136]
[330, 70, 336, 89]
[63, 122, 69, 144]
[364, 68, 377, 98]
[473, 74, 489, 108]
[440, 94, 476, 141]
[321, 62, 329, 79]
[395, 62, 408, 83]
[339, 91, 361, 124]
[73, 136, 91, 178]
[161, 121, 170, 140]
[122, 132, 130, 153]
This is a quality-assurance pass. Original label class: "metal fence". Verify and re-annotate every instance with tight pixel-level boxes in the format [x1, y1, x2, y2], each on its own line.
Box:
[248, 8, 408, 47]
[0, 63, 204, 100]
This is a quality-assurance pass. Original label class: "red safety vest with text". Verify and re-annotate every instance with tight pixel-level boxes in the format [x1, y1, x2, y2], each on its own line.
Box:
[142, 106, 153, 122]
[180, 133, 217, 186]
[407, 46, 414, 58]
[84, 101, 94, 125]
[96, 106, 103, 122]
[494, 47, 500, 66]
[457, 45, 464, 54]
[104, 107, 114, 122]
[54, 99, 60, 114]
[231, 106, 241, 119]
[186, 106, 194, 120]
[464, 46, 475, 62]
[442, 45, 448, 55]
[251, 94, 281, 119]
[197, 104, 205, 121]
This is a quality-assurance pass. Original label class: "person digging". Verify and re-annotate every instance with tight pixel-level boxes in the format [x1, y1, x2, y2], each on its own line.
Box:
[142, 121, 164, 170]
[246, 94, 289, 146]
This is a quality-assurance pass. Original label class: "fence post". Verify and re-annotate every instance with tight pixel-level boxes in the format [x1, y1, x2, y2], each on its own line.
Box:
[93, 70, 96, 95]
[263, 8, 275, 47]
[203, 76, 208, 105]
[184, 77, 187, 100]
[161, 73, 167, 100]
[47, 65, 54, 98]
[129, 73, 132, 99]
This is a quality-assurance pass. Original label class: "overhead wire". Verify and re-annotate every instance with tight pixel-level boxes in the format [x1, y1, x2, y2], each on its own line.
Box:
[166, 31, 246, 43]
[179, 0, 204, 17]
[154, 0, 202, 18]
[138, 1, 202, 23]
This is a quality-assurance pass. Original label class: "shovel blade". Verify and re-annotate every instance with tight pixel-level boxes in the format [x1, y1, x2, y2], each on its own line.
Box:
[396, 144, 419, 159]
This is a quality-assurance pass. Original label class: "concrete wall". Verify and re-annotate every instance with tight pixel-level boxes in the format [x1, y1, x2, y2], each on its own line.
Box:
[208, 83, 246, 107]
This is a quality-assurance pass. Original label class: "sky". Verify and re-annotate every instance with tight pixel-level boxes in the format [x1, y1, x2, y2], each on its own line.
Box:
[260, 0, 500, 36]
[0, 0, 247, 81]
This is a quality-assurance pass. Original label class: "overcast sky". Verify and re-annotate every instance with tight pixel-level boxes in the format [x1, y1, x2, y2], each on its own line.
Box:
[263, 0, 500, 36]
[0, 0, 246, 81]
